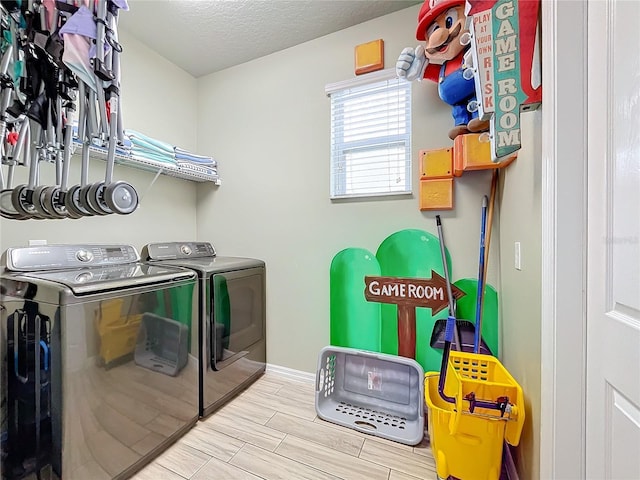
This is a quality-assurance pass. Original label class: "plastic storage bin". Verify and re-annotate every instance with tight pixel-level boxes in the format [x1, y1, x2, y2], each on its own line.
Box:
[315, 346, 424, 445]
[425, 351, 525, 480]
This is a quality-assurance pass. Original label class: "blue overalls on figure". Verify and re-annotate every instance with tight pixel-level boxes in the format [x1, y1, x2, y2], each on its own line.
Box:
[437, 58, 478, 127]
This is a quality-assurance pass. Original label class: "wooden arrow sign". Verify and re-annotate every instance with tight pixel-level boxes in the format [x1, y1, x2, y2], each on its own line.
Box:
[364, 272, 465, 315]
[364, 271, 466, 359]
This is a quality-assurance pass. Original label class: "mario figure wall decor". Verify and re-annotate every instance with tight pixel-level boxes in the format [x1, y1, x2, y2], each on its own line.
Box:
[397, 0, 489, 140]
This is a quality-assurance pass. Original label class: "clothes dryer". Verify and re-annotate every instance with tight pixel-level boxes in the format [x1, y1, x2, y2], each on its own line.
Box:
[141, 242, 266, 417]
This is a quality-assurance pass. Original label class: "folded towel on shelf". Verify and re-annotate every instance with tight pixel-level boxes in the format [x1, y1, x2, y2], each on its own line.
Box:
[175, 147, 211, 157]
[68, 126, 218, 181]
[71, 125, 133, 155]
[174, 148, 216, 164]
[127, 138, 174, 158]
[125, 129, 175, 155]
[122, 129, 218, 179]
[71, 137, 132, 158]
[174, 152, 216, 166]
[130, 150, 177, 165]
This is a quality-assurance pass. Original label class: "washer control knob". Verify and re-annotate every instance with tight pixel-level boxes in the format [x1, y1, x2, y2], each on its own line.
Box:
[75, 272, 93, 283]
[180, 245, 192, 256]
[76, 249, 94, 262]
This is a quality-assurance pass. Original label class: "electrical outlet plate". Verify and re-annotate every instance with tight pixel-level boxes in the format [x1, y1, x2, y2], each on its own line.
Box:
[515, 242, 521, 270]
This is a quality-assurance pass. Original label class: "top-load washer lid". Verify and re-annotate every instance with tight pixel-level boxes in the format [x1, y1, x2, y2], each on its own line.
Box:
[1, 244, 195, 295]
[142, 242, 264, 274]
[18, 263, 194, 295]
[179, 255, 265, 272]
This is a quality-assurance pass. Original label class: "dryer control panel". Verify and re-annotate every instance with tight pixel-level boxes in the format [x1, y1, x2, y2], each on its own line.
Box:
[3, 244, 140, 271]
[142, 242, 216, 261]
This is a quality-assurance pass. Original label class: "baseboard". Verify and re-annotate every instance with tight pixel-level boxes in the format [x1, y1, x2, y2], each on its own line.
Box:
[266, 363, 315, 384]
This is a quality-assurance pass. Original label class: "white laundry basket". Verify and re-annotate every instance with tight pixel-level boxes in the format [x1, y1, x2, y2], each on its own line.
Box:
[315, 346, 424, 445]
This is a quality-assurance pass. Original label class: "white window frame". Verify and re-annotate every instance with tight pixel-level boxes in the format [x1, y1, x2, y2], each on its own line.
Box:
[326, 69, 412, 200]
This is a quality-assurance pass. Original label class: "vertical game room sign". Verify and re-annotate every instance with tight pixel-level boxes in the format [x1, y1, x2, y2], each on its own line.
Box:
[466, 0, 541, 161]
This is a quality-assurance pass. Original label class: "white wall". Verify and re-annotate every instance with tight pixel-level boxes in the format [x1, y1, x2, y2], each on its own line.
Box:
[0, 30, 199, 253]
[118, 30, 198, 151]
[196, 5, 502, 373]
[498, 110, 542, 480]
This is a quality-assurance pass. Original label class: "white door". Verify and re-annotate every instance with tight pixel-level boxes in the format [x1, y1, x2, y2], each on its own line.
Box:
[586, 0, 640, 478]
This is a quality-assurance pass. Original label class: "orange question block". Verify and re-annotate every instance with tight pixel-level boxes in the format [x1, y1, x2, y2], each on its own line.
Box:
[420, 147, 453, 179]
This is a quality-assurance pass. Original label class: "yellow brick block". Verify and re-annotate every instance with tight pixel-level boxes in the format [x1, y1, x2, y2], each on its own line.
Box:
[419, 178, 454, 210]
[454, 133, 516, 172]
[420, 148, 453, 179]
[355, 39, 384, 75]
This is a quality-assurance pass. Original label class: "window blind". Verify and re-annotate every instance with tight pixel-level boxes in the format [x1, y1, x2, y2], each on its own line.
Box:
[328, 71, 412, 199]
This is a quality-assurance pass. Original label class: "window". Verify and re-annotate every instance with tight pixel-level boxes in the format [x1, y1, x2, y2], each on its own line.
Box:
[326, 69, 411, 199]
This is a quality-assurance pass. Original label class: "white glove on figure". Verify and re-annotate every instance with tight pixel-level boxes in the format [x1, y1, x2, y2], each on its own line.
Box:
[396, 45, 429, 81]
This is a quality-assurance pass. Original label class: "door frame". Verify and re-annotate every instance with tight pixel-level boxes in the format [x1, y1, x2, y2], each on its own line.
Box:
[539, 0, 588, 478]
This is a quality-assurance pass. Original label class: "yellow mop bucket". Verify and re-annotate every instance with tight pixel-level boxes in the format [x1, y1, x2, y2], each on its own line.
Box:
[425, 351, 525, 480]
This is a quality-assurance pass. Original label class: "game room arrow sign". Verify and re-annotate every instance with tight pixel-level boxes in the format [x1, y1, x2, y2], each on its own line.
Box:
[364, 272, 466, 359]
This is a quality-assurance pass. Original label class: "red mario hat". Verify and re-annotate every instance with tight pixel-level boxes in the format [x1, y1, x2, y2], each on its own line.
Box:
[416, 0, 465, 41]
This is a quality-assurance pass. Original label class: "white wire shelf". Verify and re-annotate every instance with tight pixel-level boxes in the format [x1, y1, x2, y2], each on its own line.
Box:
[71, 140, 221, 184]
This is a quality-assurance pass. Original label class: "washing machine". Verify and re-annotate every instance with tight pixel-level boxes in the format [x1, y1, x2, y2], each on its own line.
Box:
[0, 244, 199, 480]
[141, 242, 266, 418]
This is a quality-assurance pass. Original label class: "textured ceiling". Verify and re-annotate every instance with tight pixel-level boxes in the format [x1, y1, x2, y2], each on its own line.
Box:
[118, 0, 421, 78]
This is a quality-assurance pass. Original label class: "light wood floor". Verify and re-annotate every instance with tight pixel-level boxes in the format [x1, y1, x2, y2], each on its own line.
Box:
[132, 372, 437, 480]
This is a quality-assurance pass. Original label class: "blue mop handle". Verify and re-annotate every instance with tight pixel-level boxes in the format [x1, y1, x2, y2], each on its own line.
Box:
[438, 315, 457, 404]
[474, 196, 489, 354]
